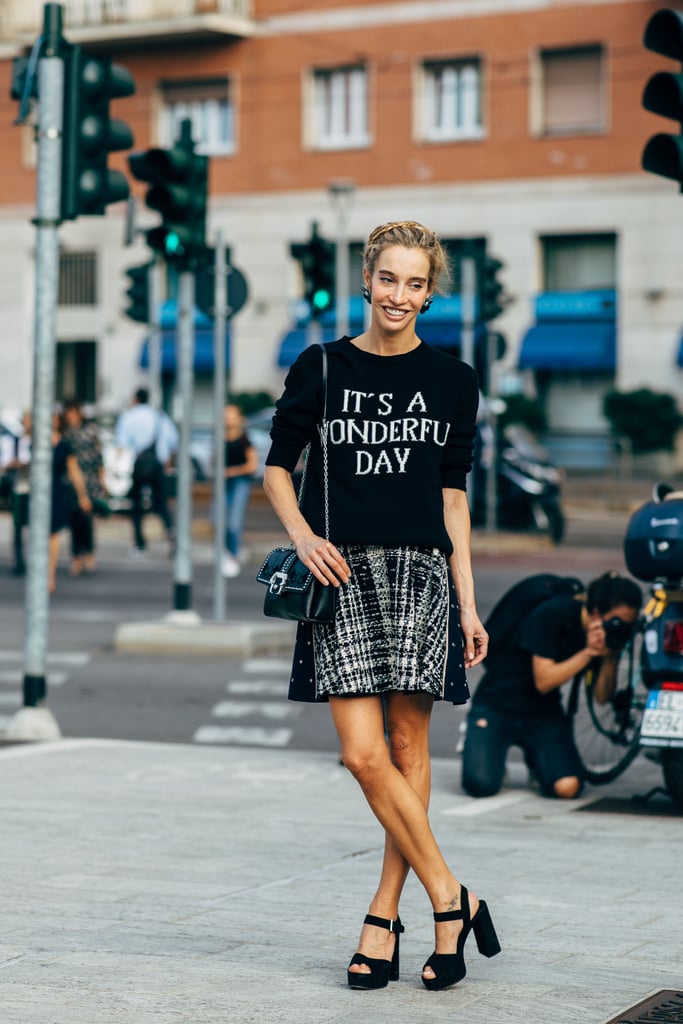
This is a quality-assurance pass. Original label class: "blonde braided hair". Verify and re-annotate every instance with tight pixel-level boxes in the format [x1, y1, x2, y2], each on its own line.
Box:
[363, 221, 450, 294]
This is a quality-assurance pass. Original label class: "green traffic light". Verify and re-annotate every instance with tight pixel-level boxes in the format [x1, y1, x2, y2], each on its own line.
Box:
[164, 232, 184, 257]
[312, 289, 332, 311]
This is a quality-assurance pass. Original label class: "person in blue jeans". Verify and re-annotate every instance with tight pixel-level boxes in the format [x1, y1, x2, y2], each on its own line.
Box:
[461, 572, 642, 799]
[222, 403, 258, 577]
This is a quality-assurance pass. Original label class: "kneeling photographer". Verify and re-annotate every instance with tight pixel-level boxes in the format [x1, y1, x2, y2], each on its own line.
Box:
[461, 572, 642, 800]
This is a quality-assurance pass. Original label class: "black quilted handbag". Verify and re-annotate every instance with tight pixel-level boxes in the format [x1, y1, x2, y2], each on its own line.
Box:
[256, 547, 337, 623]
[257, 345, 336, 625]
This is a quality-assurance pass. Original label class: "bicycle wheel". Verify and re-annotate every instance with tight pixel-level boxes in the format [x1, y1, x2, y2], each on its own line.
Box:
[569, 631, 646, 784]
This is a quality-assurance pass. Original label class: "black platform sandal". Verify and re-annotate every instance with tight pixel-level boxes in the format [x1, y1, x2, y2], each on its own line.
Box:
[422, 886, 500, 991]
[347, 914, 405, 990]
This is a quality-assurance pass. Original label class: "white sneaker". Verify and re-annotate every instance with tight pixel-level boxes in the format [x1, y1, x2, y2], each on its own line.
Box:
[222, 552, 241, 578]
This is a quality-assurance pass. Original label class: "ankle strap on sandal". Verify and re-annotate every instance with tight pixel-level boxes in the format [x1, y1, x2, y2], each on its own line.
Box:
[364, 914, 404, 934]
[433, 885, 470, 926]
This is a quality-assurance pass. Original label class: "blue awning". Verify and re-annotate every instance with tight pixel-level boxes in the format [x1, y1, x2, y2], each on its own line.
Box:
[518, 322, 616, 371]
[276, 323, 486, 368]
[140, 329, 230, 375]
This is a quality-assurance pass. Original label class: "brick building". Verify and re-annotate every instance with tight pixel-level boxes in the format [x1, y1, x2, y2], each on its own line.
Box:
[0, 0, 681, 466]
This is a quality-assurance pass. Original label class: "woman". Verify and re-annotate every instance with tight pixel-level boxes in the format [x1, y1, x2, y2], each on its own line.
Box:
[49, 411, 91, 593]
[62, 398, 105, 575]
[461, 571, 642, 800]
[263, 221, 498, 991]
[222, 403, 258, 578]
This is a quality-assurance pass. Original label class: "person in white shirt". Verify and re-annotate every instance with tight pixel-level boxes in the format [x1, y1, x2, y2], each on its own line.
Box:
[115, 388, 178, 555]
[0, 411, 31, 575]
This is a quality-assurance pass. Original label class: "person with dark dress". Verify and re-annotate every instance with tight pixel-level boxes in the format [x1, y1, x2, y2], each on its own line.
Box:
[49, 411, 91, 593]
[263, 221, 499, 992]
[62, 398, 105, 575]
[461, 572, 642, 799]
[221, 403, 258, 578]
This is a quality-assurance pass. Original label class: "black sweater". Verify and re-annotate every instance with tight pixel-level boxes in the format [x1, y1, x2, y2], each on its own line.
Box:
[265, 338, 478, 555]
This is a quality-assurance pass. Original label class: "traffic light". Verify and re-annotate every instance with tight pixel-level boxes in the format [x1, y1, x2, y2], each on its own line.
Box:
[124, 262, 153, 324]
[479, 257, 506, 323]
[642, 9, 683, 188]
[290, 222, 336, 320]
[61, 46, 135, 220]
[128, 119, 208, 267]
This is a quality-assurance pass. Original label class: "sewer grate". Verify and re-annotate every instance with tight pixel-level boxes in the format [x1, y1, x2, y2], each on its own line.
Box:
[603, 990, 683, 1024]
[575, 796, 682, 818]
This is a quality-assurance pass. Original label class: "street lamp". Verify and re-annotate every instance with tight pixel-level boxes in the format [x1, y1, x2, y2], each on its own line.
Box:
[327, 179, 356, 338]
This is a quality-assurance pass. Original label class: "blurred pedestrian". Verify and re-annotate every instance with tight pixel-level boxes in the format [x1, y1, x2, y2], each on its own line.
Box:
[115, 388, 178, 557]
[49, 411, 91, 594]
[263, 221, 497, 992]
[0, 411, 31, 576]
[221, 402, 258, 578]
[62, 398, 105, 575]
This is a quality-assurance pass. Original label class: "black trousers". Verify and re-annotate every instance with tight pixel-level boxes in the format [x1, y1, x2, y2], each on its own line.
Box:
[70, 505, 94, 557]
[130, 467, 173, 550]
[11, 491, 29, 570]
[461, 703, 583, 798]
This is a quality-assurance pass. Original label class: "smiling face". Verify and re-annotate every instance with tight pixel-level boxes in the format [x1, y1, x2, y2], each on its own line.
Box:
[363, 245, 431, 334]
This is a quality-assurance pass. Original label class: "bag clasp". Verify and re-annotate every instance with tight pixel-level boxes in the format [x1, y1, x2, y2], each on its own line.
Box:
[268, 570, 288, 595]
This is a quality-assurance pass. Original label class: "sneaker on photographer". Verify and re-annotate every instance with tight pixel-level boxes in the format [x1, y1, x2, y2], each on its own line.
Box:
[222, 552, 241, 578]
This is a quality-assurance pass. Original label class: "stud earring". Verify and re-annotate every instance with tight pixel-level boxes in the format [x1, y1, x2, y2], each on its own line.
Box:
[361, 284, 372, 304]
[420, 296, 433, 314]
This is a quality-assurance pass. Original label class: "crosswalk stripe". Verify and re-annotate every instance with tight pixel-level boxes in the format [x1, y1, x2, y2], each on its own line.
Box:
[226, 680, 289, 696]
[242, 658, 291, 675]
[0, 651, 90, 666]
[0, 671, 69, 686]
[210, 700, 295, 720]
[193, 725, 293, 747]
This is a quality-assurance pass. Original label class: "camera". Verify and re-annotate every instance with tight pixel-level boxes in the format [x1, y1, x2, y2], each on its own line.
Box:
[602, 616, 634, 652]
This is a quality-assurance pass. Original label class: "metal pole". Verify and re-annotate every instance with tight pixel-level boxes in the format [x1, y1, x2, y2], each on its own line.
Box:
[336, 217, 349, 339]
[485, 331, 498, 532]
[212, 236, 227, 621]
[22, 5, 64, 708]
[460, 257, 476, 369]
[172, 270, 195, 612]
[148, 261, 163, 411]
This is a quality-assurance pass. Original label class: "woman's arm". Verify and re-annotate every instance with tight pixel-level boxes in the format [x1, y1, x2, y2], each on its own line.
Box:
[66, 454, 92, 512]
[263, 464, 350, 587]
[443, 487, 488, 669]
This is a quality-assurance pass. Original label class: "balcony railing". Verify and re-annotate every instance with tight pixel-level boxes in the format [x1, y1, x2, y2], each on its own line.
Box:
[2, 0, 254, 47]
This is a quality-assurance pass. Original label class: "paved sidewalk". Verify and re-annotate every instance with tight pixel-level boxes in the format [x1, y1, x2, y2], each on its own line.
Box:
[0, 738, 680, 1024]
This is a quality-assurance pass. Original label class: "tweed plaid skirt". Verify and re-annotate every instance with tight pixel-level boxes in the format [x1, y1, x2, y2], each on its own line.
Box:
[296, 544, 464, 701]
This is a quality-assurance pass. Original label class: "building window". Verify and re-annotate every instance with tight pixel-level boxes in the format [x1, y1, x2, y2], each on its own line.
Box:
[539, 46, 605, 136]
[56, 341, 97, 403]
[311, 66, 369, 150]
[541, 234, 616, 291]
[421, 59, 483, 141]
[58, 251, 97, 306]
[160, 78, 234, 156]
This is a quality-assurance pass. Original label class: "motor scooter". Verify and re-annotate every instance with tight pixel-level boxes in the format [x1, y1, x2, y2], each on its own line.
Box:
[472, 422, 565, 544]
[622, 482, 683, 806]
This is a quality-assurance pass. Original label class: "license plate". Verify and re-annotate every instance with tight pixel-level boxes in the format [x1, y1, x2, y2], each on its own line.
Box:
[640, 689, 683, 748]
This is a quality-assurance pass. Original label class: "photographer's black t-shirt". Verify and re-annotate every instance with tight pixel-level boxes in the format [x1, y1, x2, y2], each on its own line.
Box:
[472, 595, 586, 717]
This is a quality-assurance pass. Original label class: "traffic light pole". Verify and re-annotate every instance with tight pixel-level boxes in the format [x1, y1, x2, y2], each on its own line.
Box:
[148, 261, 163, 411]
[21, 5, 64, 722]
[460, 257, 476, 369]
[172, 270, 195, 614]
[212, 236, 227, 621]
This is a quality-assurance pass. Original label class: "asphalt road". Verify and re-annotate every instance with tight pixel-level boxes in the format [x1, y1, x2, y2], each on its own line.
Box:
[0, 498, 637, 771]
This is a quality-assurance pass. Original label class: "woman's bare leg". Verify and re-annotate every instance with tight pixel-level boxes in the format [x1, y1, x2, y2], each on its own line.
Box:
[331, 693, 478, 978]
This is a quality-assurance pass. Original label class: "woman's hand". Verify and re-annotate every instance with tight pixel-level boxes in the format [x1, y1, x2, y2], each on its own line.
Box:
[460, 607, 488, 668]
[294, 533, 351, 588]
[79, 494, 92, 513]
